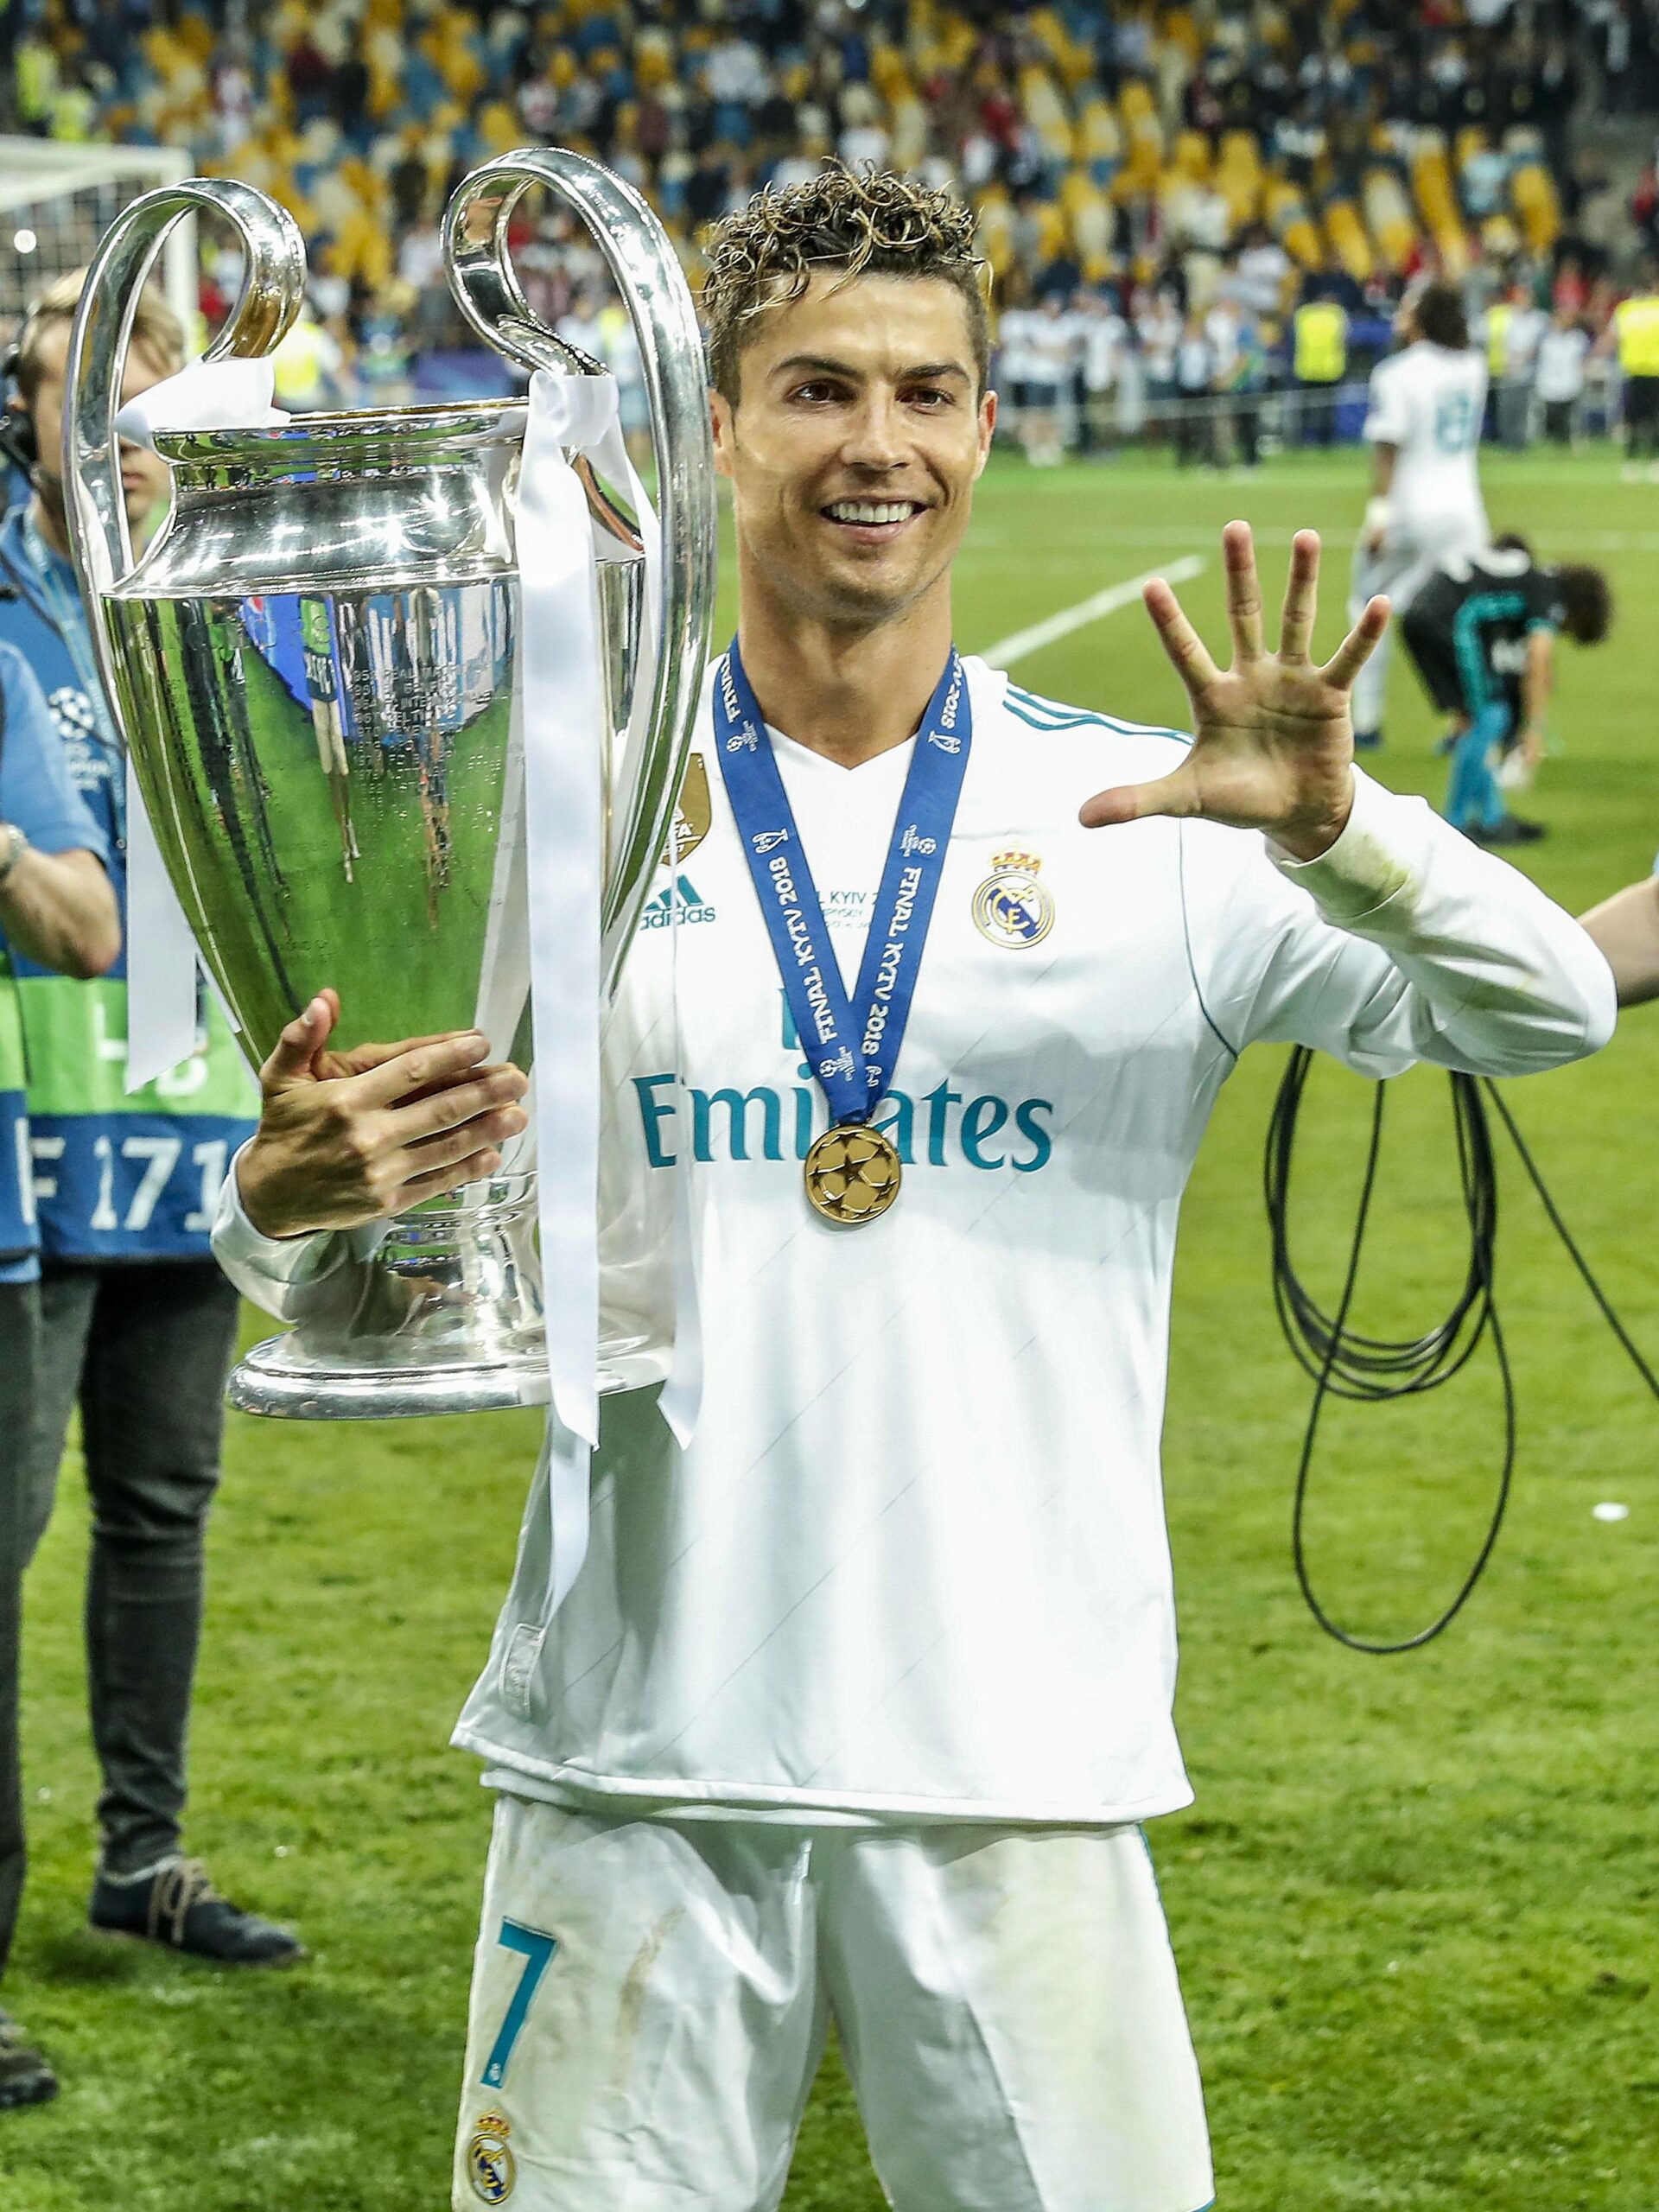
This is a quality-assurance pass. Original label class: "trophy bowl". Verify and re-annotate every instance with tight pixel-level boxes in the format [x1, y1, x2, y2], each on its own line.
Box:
[63, 155, 715, 1417]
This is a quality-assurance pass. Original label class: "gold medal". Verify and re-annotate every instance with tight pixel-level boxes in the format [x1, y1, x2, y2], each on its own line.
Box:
[804, 1123, 902, 1227]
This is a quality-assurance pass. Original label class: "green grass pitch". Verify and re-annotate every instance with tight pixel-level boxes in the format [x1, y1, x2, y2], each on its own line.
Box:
[9, 448, 1659, 2209]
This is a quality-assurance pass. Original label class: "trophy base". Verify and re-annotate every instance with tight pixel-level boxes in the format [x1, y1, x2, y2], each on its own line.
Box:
[227, 1334, 659, 1421]
[222, 1174, 666, 1420]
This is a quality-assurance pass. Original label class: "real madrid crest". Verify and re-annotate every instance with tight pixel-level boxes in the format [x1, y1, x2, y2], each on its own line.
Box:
[467, 2109, 518, 2204]
[972, 849, 1054, 949]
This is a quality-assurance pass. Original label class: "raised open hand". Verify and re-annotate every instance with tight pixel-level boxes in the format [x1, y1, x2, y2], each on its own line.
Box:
[1079, 522, 1390, 861]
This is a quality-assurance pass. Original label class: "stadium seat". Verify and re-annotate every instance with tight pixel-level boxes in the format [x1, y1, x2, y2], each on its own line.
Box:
[1325, 199, 1374, 283]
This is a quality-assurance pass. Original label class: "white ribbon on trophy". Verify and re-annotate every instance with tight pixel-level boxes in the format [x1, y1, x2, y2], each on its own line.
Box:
[115, 359, 290, 1089]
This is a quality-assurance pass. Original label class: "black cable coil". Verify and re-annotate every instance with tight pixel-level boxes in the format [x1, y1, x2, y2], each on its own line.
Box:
[1265, 1048, 1659, 1654]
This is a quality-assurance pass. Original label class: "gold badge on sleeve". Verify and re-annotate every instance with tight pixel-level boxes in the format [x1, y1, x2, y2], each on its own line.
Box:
[467, 2109, 518, 2203]
[663, 752, 711, 864]
[804, 1124, 902, 1226]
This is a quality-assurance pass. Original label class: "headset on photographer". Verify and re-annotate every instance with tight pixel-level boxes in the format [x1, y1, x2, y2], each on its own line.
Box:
[0, 312, 44, 483]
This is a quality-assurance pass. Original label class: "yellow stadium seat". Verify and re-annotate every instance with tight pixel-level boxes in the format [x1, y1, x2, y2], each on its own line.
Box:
[1413, 140, 1459, 233]
[1282, 215, 1322, 269]
[1454, 125, 1488, 170]
[1433, 224, 1471, 277]
[1077, 96, 1120, 158]
[1059, 167, 1094, 217]
[870, 43, 910, 101]
[1070, 188, 1112, 267]
[477, 99, 522, 155]
[889, 92, 928, 171]
[634, 27, 673, 81]
[1510, 162, 1560, 253]
[976, 191, 1014, 277]
[1172, 129, 1211, 183]
[1325, 199, 1374, 283]
[1163, 8, 1202, 62]
[1217, 133, 1262, 226]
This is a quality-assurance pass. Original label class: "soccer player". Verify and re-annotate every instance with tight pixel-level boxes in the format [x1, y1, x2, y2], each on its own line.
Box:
[1348, 280, 1491, 752]
[0, 275, 302, 1967]
[1400, 538, 1612, 846]
[213, 171, 1613, 2212]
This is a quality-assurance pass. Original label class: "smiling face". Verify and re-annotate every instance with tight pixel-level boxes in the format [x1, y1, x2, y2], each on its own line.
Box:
[710, 270, 996, 635]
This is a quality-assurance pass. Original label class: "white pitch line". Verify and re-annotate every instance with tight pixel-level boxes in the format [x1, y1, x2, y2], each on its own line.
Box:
[981, 555, 1206, 670]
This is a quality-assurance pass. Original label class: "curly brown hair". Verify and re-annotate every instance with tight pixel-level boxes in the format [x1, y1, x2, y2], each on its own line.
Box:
[701, 164, 989, 404]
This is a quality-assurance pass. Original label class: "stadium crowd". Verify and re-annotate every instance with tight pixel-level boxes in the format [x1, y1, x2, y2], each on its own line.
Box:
[8, 0, 1659, 458]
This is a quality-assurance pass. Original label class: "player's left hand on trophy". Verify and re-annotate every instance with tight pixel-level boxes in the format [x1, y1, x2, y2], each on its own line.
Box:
[235, 987, 529, 1240]
[1079, 521, 1391, 861]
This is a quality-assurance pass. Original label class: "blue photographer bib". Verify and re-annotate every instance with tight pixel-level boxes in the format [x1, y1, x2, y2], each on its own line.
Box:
[0, 505, 256, 1262]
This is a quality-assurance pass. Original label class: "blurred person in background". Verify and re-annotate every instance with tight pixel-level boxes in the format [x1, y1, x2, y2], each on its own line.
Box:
[1076, 287, 1128, 458]
[993, 275, 1036, 458]
[1222, 300, 1268, 473]
[270, 306, 346, 414]
[0, 275, 302, 1974]
[1600, 256, 1659, 471]
[0, 642, 119, 2111]
[1021, 290, 1076, 466]
[1535, 305, 1592, 445]
[1136, 288, 1182, 446]
[1401, 537, 1612, 846]
[1349, 281, 1491, 753]
[1289, 278, 1348, 448]
[595, 296, 650, 477]
[556, 288, 607, 374]
[1497, 280, 1548, 450]
[1174, 308, 1216, 468]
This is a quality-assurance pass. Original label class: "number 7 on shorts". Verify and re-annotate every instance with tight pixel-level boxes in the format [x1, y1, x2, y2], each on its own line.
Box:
[480, 1919, 558, 2088]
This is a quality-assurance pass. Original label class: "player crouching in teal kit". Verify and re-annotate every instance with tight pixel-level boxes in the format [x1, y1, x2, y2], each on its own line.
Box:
[0, 275, 302, 1971]
[1399, 537, 1612, 848]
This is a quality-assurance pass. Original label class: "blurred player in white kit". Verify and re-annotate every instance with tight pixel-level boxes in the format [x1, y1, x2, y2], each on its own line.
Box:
[211, 172, 1613, 2212]
[1349, 281, 1491, 751]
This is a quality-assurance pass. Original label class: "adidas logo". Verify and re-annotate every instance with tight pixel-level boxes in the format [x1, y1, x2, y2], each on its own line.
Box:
[640, 874, 716, 928]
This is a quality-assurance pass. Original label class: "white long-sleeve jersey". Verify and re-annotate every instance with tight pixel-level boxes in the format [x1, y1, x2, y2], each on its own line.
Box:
[215, 659, 1614, 1828]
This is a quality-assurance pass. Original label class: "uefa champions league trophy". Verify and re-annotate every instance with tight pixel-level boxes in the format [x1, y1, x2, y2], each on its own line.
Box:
[61, 152, 715, 1418]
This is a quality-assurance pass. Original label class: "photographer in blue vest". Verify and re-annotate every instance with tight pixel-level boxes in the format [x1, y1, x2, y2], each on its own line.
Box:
[0, 273, 301, 1988]
[0, 640, 119, 2109]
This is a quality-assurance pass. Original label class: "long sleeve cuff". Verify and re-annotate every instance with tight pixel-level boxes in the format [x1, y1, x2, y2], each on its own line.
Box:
[1268, 766, 1438, 931]
[212, 1141, 353, 1290]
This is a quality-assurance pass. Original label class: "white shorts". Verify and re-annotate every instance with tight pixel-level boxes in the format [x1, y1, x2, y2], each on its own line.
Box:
[453, 1793, 1214, 2212]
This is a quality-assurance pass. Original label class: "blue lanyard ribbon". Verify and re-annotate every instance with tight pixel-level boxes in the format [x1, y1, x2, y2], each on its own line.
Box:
[713, 639, 972, 1128]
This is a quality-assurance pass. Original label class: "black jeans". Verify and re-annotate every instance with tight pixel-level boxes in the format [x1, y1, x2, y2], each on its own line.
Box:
[24, 1261, 240, 1878]
[0, 1281, 40, 1982]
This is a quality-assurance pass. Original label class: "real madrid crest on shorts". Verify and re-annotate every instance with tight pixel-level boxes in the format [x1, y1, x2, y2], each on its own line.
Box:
[467, 2109, 517, 2203]
[972, 850, 1054, 949]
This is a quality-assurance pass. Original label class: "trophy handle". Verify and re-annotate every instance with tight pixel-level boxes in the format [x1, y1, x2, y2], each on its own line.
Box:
[442, 148, 717, 993]
[64, 180, 306, 612]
